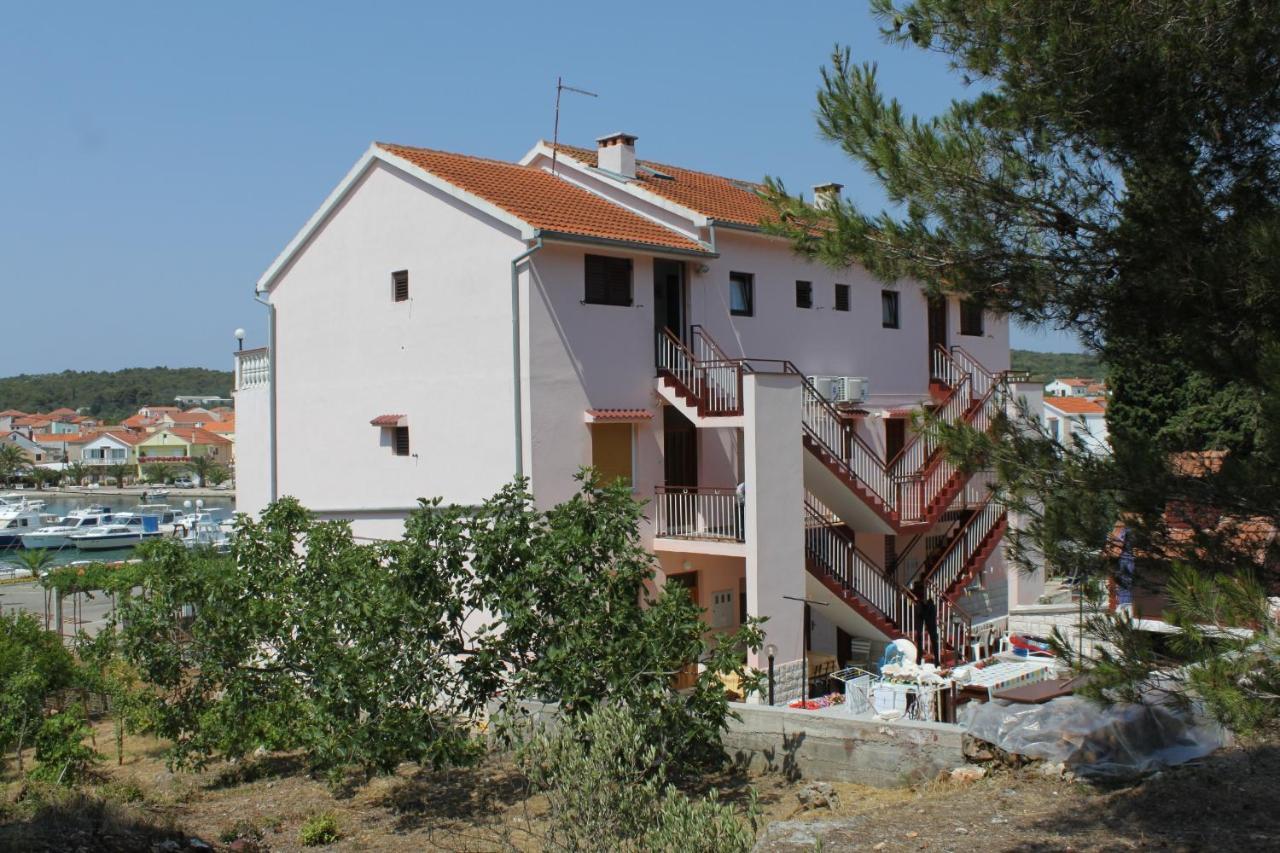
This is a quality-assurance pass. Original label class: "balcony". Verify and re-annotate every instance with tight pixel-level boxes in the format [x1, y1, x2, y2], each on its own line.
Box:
[235, 347, 270, 391]
[652, 486, 745, 553]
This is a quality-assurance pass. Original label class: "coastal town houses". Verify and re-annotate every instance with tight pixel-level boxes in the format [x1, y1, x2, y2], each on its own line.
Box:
[3, 430, 45, 464]
[1042, 396, 1109, 455]
[234, 133, 1022, 679]
[81, 431, 142, 469]
[135, 427, 232, 470]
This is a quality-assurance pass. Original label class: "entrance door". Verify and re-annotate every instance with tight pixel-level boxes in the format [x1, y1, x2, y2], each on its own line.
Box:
[885, 418, 907, 464]
[663, 407, 698, 486]
[927, 296, 948, 377]
[653, 260, 686, 351]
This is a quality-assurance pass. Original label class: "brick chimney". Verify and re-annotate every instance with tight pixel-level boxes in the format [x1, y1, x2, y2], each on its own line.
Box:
[597, 132, 638, 179]
[813, 182, 844, 211]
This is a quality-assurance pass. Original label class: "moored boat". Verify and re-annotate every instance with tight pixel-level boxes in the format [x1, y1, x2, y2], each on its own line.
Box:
[0, 500, 56, 548]
[21, 506, 116, 550]
[69, 513, 163, 551]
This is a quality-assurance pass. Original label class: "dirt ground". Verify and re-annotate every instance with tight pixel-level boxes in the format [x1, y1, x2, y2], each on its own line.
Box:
[1, 722, 1277, 852]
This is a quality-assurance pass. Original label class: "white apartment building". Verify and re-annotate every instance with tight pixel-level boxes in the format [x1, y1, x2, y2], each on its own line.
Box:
[234, 133, 1021, 674]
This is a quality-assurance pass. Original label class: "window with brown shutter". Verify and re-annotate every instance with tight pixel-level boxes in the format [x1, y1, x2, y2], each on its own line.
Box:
[392, 270, 409, 302]
[393, 426, 410, 456]
[834, 283, 850, 312]
[960, 300, 985, 336]
[795, 280, 813, 309]
[584, 255, 633, 306]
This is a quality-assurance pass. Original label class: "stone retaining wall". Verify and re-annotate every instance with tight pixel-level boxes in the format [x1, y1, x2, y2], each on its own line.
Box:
[723, 704, 964, 788]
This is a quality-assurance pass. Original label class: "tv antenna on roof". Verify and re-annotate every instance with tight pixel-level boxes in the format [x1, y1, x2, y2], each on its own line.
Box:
[551, 76, 598, 176]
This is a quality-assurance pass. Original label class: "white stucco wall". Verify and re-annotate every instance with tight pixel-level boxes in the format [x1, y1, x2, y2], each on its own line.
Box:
[264, 160, 527, 521]
[232, 382, 271, 518]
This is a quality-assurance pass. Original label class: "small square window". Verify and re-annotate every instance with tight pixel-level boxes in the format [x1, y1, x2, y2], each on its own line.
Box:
[584, 255, 633, 306]
[393, 426, 410, 456]
[392, 270, 409, 302]
[960, 300, 985, 336]
[834, 284, 850, 312]
[795, 280, 813, 309]
[730, 272, 754, 316]
[881, 290, 900, 329]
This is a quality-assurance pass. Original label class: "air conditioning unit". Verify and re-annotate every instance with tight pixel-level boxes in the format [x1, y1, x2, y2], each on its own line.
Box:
[807, 375, 838, 401]
[832, 376, 869, 404]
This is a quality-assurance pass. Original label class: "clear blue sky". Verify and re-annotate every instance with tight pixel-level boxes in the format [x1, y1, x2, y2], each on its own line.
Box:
[0, 1, 1083, 376]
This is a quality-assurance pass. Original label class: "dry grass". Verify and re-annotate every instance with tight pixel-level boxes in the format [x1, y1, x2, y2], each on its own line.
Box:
[1, 722, 1277, 851]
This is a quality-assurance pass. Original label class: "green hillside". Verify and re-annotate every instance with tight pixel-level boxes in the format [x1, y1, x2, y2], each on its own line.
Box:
[1011, 349, 1105, 384]
[0, 367, 233, 422]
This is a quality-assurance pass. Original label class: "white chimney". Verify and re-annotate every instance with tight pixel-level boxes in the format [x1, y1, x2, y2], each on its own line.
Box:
[597, 132, 638, 179]
[813, 182, 843, 211]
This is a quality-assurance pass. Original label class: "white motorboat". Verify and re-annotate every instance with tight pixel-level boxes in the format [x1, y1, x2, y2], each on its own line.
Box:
[0, 500, 56, 549]
[69, 513, 164, 551]
[135, 504, 185, 534]
[21, 507, 116, 550]
[181, 516, 232, 553]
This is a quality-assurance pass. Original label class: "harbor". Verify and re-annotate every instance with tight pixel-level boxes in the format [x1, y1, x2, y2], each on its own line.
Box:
[0, 490, 235, 571]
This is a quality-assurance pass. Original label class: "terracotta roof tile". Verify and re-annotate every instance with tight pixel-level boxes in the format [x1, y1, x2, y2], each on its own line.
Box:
[369, 414, 406, 427]
[159, 427, 232, 446]
[0, 410, 27, 417]
[376, 143, 709, 254]
[1044, 397, 1107, 415]
[547, 143, 775, 229]
[584, 408, 653, 422]
[31, 432, 94, 444]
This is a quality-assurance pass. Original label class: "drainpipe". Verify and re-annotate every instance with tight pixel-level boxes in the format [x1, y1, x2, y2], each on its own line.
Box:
[510, 237, 543, 479]
[253, 292, 278, 502]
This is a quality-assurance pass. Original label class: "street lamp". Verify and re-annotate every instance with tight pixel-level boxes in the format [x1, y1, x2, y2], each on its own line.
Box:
[765, 643, 777, 705]
[234, 328, 246, 352]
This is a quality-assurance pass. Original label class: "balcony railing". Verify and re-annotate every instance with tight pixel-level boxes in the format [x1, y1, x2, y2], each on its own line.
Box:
[653, 486, 744, 543]
[235, 347, 270, 390]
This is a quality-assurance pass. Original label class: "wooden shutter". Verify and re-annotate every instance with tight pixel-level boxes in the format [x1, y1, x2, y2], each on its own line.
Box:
[392, 270, 409, 302]
[584, 255, 632, 305]
[834, 284, 850, 312]
[393, 426, 410, 456]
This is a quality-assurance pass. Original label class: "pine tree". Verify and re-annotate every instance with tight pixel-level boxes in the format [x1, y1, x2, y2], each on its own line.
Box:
[766, 1, 1280, 729]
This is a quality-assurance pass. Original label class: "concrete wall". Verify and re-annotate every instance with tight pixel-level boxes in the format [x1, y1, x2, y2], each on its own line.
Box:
[743, 373, 806, 669]
[724, 703, 965, 787]
[1009, 603, 1107, 657]
[264, 159, 526, 528]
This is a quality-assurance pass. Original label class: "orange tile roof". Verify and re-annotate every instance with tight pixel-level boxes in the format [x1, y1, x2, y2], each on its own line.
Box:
[202, 421, 235, 434]
[165, 412, 211, 424]
[584, 408, 654, 422]
[121, 414, 158, 428]
[376, 143, 709, 254]
[15, 417, 51, 427]
[0, 410, 27, 417]
[163, 427, 232, 446]
[31, 432, 94, 444]
[93, 430, 145, 446]
[547, 143, 775, 229]
[1044, 397, 1106, 415]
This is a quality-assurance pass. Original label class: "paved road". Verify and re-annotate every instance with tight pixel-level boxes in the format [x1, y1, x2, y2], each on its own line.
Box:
[0, 580, 117, 637]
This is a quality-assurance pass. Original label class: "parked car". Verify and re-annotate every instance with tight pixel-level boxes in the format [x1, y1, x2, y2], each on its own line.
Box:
[172, 477, 195, 489]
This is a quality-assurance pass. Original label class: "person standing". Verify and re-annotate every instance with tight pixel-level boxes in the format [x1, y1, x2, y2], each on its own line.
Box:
[913, 579, 939, 664]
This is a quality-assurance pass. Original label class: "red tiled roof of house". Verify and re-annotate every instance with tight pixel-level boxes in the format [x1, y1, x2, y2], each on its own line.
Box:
[1052, 377, 1094, 386]
[14, 417, 51, 428]
[47, 408, 77, 417]
[165, 412, 211, 424]
[162, 427, 232, 446]
[30, 432, 94, 445]
[121, 414, 158, 429]
[547, 143, 775, 229]
[0, 410, 27, 417]
[202, 421, 235, 434]
[376, 143, 709, 254]
[1044, 397, 1106, 415]
[95, 430, 145, 446]
[369, 414, 406, 427]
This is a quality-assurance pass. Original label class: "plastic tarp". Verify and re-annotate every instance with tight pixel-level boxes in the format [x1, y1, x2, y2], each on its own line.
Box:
[960, 694, 1226, 779]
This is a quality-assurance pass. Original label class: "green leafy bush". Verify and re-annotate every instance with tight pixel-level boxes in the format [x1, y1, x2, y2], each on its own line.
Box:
[29, 704, 100, 785]
[517, 705, 758, 852]
[298, 812, 341, 846]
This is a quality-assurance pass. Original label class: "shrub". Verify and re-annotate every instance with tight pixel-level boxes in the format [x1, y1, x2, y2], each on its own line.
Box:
[298, 812, 341, 846]
[516, 705, 758, 852]
[29, 705, 100, 786]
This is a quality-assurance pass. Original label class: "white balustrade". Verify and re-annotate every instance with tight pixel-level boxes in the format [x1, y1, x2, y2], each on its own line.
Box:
[654, 487, 743, 542]
[235, 348, 270, 391]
